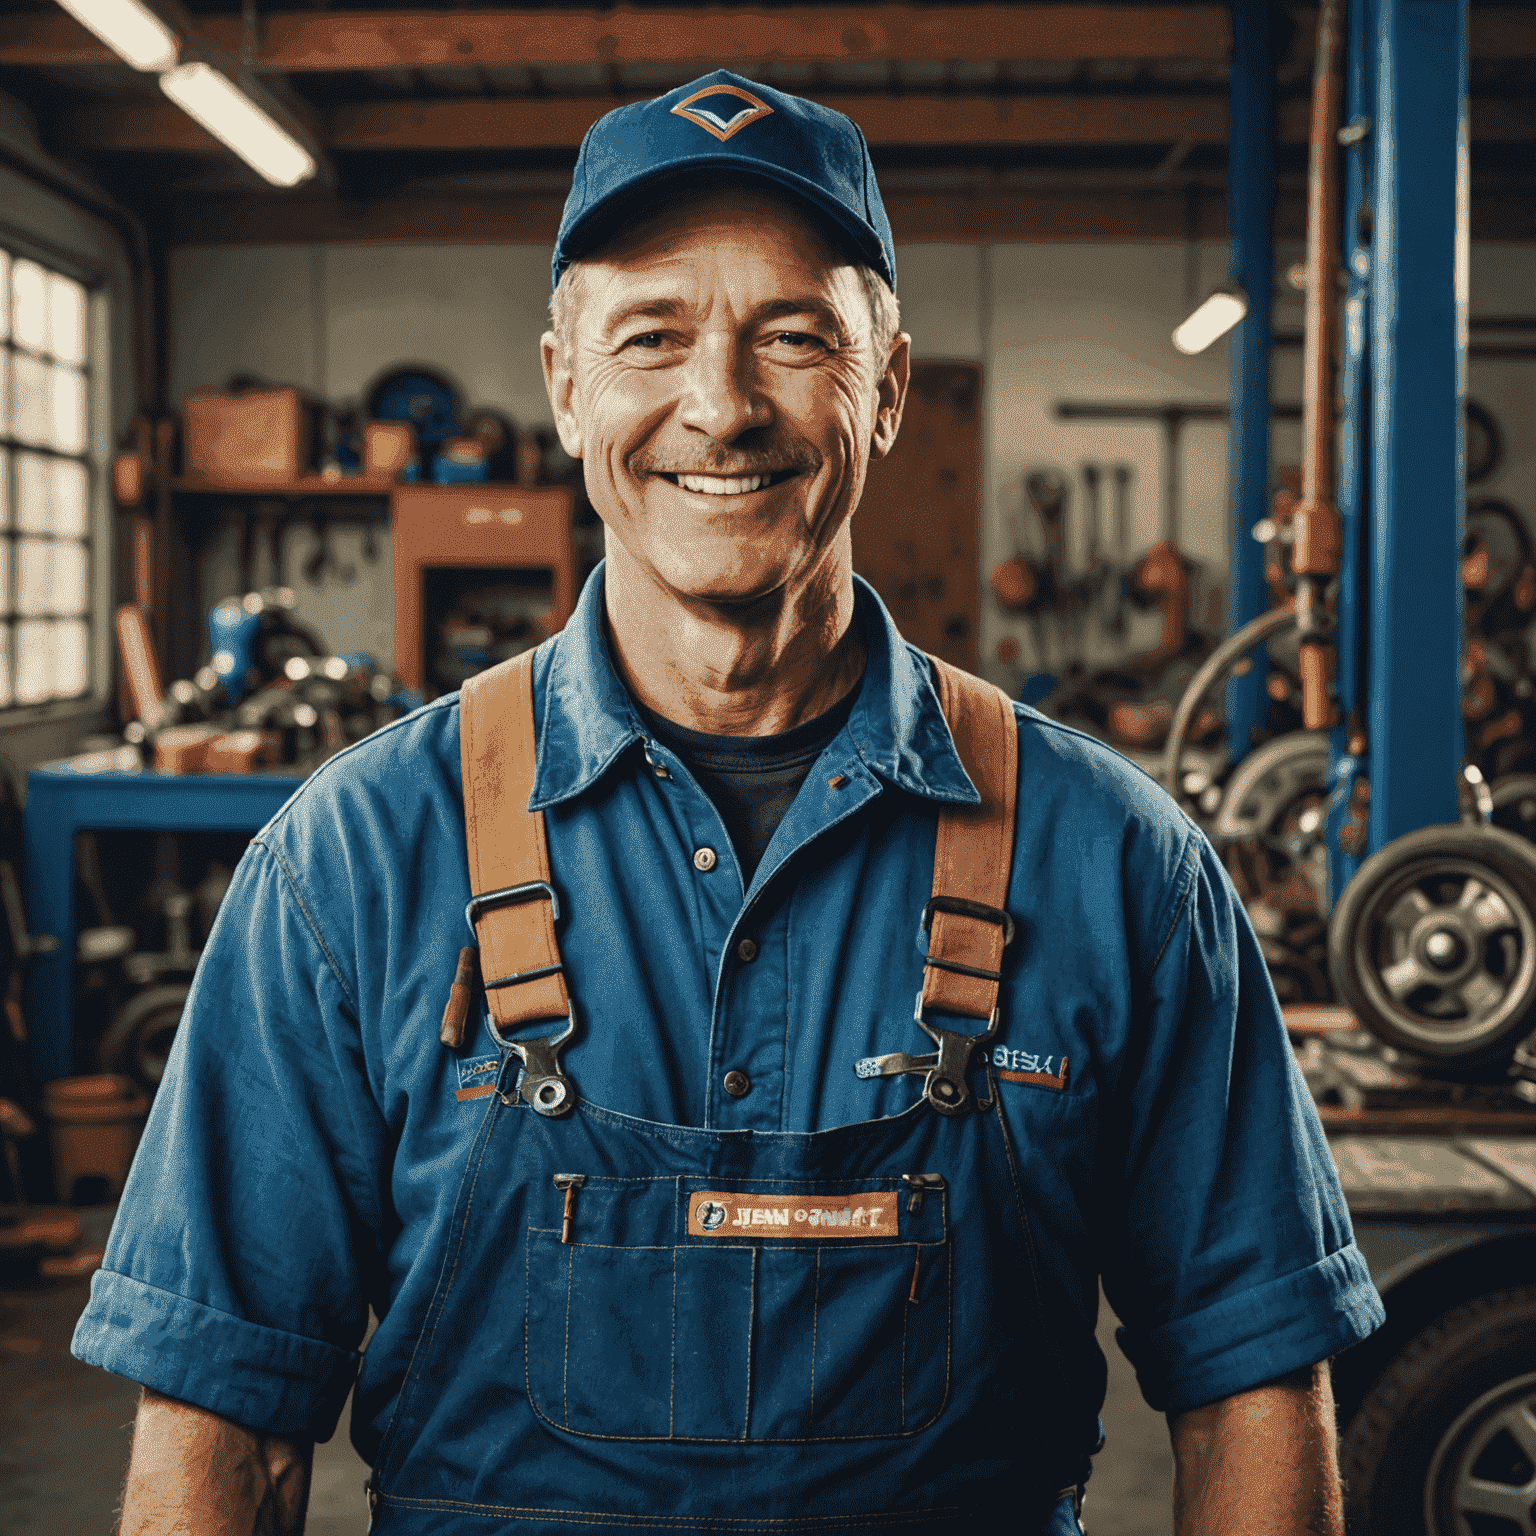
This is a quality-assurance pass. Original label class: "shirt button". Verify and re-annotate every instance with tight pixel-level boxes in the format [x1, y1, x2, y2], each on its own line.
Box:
[693, 847, 717, 873]
[723, 1070, 751, 1098]
[736, 937, 759, 964]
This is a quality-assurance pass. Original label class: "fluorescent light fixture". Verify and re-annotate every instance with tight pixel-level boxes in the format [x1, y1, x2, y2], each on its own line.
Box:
[159, 62, 316, 186]
[1172, 286, 1249, 355]
[55, 0, 178, 71]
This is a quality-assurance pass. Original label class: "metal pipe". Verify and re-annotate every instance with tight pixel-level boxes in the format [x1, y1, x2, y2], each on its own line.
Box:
[1293, 0, 1347, 732]
[1224, 0, 1277, 761]
[1302, 0, 1345, 508]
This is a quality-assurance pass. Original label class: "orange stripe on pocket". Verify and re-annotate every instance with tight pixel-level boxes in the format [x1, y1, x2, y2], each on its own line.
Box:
[456, 1084, 496, 1102]
[996, 1056, 1068, 1091]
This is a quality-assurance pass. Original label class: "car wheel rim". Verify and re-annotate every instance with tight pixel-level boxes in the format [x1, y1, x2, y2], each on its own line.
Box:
[1427, 1370, 1536, 1535]
[1354, 856, 1536, 1054]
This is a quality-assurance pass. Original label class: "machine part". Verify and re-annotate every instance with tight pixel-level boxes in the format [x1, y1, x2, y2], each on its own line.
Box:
[1213, 730, 1332, 843]
[1464, 499, 1536, 637]
[1340, 1288, 1536, 1536]
[1328, 824, 1536, 1067]
[99, 982, 189, 1091]
[463, 409, 520, 482]
[365, 367, 463, 449]
[1465, 398, 1505, 486]
[1491, 775, 1536, 843]
[1160, 605, 1299, 793]
[1258, 934, 1332, 1005]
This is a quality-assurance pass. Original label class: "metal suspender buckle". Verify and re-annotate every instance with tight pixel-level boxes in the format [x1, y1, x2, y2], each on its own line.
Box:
[465, 880, 578, 1117]
[919, 894, 1016, 983]
[490, 1003, 577, 1117]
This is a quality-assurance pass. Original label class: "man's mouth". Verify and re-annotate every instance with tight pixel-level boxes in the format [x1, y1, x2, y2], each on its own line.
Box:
[654, 470, 798, 496]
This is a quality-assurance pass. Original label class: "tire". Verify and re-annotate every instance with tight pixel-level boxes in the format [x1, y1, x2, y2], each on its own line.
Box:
[99, 983, 189, 1092]
[1341, 1288, 1536, 1536]
[1492, 775, 1536, 844]
[1328, 824, 1536, 1066]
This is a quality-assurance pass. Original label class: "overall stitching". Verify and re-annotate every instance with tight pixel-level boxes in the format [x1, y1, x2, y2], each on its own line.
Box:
[562, 1240, 574, 1427]
[374, 1092, 503, 1484]
[519, 1237, 953, 1444]
[743, 1245, 757, 1441]
[809, 1246, 820, 1422]
[375, 1492, 967, 1528]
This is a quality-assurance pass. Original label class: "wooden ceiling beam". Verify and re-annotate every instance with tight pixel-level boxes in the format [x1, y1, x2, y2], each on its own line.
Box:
[64, 93, 1235, 153]
[1, 6, 1233, 71]
[63, 92, 1536, 157]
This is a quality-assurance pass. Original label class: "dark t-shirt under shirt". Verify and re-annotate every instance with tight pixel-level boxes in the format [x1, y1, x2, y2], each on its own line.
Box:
[636, 681, 862, 882]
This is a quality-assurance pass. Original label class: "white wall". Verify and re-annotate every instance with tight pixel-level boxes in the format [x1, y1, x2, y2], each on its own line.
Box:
[167, 237, 1536, 690]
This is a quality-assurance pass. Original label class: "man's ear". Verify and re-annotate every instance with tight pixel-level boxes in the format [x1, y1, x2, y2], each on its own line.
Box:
[541, 332, 584, 460]
[869, 331, 911, 461]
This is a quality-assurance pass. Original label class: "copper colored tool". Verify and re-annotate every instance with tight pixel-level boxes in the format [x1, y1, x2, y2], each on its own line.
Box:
[553, 1174, 586, 1244]
[1293, 0, 1346, 731]
[439, 947, 480, 1049]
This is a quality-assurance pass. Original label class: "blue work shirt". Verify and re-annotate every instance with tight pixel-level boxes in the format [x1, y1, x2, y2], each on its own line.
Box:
[73, 567, 1383, 1466]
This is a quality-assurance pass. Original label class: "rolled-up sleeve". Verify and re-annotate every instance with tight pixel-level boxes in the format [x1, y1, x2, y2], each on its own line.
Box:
[70, 839, 386, 1440]
[1102, 831, 1384, 1416]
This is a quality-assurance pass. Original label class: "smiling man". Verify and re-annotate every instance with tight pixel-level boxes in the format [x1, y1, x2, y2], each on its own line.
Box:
[75, 73, 1381, 1536]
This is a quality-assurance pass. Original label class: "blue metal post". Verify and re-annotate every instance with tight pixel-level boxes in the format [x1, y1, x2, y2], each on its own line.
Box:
[1367, 0, 1467, 848]
[1327, 0, 1376, 903]
[1224, 0, 1274, 761]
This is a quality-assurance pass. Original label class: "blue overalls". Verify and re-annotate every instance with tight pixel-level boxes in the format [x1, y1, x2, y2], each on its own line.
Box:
[367, 649, 1083, 1534]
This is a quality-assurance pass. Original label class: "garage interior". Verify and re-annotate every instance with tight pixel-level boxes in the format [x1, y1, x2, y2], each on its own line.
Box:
[1, 2, 1535, 1533]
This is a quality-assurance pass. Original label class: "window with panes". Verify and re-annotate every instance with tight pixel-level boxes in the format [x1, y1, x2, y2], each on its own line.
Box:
[0, 249, 94, 708]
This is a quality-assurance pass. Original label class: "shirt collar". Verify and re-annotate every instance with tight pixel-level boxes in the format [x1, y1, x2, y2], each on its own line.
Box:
[528, 562, 980, 810]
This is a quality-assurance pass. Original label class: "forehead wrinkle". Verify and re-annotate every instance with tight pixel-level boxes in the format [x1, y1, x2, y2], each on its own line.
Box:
[595, 295, 690, 345]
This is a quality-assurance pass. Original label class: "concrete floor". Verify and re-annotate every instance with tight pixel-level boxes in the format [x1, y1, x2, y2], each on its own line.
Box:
[0, 1213, 1173, 1535]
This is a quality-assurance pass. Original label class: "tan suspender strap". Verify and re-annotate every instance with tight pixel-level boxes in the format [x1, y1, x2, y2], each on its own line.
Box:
[920, 659, 1020, 1022]
[460, 650, 571, 1031]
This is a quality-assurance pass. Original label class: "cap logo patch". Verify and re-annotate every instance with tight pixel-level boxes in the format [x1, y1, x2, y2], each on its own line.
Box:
[670, 84, 774, 142]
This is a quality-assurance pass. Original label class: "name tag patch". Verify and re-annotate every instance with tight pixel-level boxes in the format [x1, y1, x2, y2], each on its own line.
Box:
[455, 1053, 500, 1102]
[688, 1190, 899, 1238]
[992, 1047, 1068, 1090]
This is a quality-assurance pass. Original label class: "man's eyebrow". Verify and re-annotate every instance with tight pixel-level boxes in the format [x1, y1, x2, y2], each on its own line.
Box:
[597, 294, 850, 343]
[750, 296, 847, 336]
[598, 297, 690, 342]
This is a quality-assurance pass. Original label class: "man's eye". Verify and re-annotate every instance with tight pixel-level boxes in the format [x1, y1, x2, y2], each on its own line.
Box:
[625, 332, 667, 350]
[772, 332, 822, 349]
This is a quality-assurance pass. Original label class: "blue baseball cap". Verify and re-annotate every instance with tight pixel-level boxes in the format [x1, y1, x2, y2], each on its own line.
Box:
[553, 70, 896, 293]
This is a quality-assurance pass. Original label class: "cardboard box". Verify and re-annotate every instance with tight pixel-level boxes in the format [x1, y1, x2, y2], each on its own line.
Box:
[182, 387, 317, 486]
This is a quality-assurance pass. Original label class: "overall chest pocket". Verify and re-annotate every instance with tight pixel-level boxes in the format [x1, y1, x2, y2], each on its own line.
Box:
[524, 1176, 951, 1443]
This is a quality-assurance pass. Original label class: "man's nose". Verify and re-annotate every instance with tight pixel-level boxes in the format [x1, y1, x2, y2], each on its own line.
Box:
[677, 334, 769, 442]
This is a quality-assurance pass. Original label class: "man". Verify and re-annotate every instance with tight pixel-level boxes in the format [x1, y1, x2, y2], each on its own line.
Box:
[74, 72, 1382, 1534]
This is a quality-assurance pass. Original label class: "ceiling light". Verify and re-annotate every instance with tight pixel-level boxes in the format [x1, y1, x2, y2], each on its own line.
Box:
[1172, 286, 1249, 355]
[159, 63, 316, 187]
[54, 0, 178, 71]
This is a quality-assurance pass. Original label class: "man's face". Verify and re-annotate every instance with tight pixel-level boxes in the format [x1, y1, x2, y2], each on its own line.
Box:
[543, 183, 908, 609]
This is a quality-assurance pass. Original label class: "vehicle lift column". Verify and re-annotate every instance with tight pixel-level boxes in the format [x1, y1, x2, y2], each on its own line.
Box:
[1224, 0, 1275, 760]
[1360, 0, 1468, 852]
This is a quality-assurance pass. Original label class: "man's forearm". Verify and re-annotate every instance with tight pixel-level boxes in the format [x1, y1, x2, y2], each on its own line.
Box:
[119, 1386, 313, 1536]
[1168, 1362, 1343, 1536]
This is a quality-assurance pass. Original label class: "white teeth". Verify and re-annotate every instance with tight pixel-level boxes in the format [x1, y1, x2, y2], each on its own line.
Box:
[676, 472, 768, 495]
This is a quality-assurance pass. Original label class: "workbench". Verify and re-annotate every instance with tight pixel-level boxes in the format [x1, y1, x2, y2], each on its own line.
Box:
[22, 764, 305, 1084]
